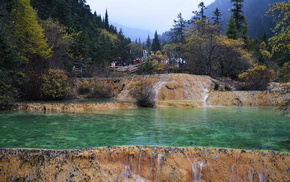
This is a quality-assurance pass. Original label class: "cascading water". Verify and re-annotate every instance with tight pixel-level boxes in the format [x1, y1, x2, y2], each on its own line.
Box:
[155, 154, 163, 182]
[116, 74, 214, 106]
[117, 75, 137, 99]
[192, 161, 204, 182]
[152, 76, 170, 100]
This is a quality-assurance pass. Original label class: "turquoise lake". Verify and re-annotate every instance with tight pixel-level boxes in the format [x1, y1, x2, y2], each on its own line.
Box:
[0, 106, 289, 151]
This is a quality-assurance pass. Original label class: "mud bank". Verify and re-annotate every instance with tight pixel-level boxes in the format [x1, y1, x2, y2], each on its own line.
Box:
[0, 146, 289, 182]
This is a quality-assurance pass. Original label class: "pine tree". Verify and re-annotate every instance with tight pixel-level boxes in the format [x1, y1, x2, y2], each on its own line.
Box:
[226, 15, 239, 40]
[171, 13, 187, 42]
[212, 8, 222, 26]
[51, 0, 73, 28]
[7, 0, 51, 71]
[146, 35, 151, 50]
[0, 25, 23, 108]
[230, 0, 248, 38]
[151, 31, 161, 52]
[193, 2, 207, 20]
[212, 8, 222, 33]
[104, 9, 109, 30]
[0, 25, 20, 71]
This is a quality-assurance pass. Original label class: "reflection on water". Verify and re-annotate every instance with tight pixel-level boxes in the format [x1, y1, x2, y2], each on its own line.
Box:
[0, 106, 289, 151]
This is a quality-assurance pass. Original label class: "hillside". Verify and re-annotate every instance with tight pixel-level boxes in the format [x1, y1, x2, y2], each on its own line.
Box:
[29, 0, 132, 69]
[204, 0, 283, 38]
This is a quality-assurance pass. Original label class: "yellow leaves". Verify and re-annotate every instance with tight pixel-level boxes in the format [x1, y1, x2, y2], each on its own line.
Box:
[151, 51, 168, 62]
[100, 29, 118, 42]
[41, 69, 69, 100]
[267, 1, 290, 31]
[238, 65, 276, 90]
[8, 0, 52, 64]
[162, 43, 182, 52]
[261, 50, 272, 59]
[238, 65, 276, 82]
[269, 27, 290, 53]
[267, 1, 290, 54]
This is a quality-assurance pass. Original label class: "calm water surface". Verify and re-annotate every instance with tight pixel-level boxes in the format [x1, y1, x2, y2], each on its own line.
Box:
[0, 107, 289, 151]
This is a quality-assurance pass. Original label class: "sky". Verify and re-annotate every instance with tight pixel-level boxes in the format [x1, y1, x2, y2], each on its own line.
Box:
[86, 0, 215, 33]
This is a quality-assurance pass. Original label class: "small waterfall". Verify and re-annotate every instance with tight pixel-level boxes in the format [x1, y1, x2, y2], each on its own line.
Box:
[155, 154, 163, 182]
[229, 164, 236, 182]
[124, 164, 146, 182]
[152, 77, 169, 100]
[258, 172, 264, 182]
[248, 171, 264, 182]
[117, 75, 137, 99]
[248, 172, 253, 182]
[197, 78, 210, 106]
[138, 150, 143, 176]
[192, 161, 204, 182]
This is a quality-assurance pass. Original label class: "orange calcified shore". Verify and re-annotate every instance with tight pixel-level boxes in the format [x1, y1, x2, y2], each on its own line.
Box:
[0, 146, 289, 182]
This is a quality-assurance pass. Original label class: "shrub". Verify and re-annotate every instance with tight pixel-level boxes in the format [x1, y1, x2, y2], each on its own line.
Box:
[137, 61, 158, 75]
[78, 77, 114, 98]
[92, 77, 114, 98]
[78, 80, 93, 95]
[41, 69, 69, 100]
[129, 79, 156, 107]
[0, 70, 19, 109]
[238, 65, 276, 90]
[278, 62, 290, 82]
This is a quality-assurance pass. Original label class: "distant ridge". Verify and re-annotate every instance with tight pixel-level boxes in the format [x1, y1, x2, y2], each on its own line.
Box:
[112, 22, 154, 42]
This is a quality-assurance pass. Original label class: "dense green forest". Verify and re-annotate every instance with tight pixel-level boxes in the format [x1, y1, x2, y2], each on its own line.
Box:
[0, 0, 134, 106]
[0, 0, 289, 109]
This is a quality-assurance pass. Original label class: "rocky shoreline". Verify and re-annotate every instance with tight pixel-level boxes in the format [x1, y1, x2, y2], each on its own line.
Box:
[11, 101, 137, 112]
[10, 74, 289, 111]
[11, 89, 288, 112]
[0, 146, 289, 181]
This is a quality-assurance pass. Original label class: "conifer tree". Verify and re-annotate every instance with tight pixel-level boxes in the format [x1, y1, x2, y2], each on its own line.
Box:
[0, 26, 20, 70]
[0, 25, 23, 108]
[212, 8, 222, 26]
[7, 0, 51, 72]
[226, 15, 239, 40]
[193, 2, 207, 20]
[51, 0, 73, 28]
[230, 0, 248, 38]
[104, 9, 109, 30]
[212, 8, 222, 33]
[171, 13, 187, 42]
[146, 35, 151, 50]
[151, 31, 161, 52]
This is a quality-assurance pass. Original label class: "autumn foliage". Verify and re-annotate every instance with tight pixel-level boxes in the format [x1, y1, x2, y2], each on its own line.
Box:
[238, 65, 276, 90]
[41, 69, 70, 100]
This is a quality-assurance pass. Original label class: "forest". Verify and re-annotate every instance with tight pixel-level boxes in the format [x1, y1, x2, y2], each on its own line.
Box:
[0, 0, 289, 109]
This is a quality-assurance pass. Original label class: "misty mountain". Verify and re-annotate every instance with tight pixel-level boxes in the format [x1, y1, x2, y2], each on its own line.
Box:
[204, 0, 283, 38]
[112, 22, 154, 42]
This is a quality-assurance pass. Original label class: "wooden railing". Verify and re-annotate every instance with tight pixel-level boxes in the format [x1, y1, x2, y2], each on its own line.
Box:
[111, 65, 138, 73]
